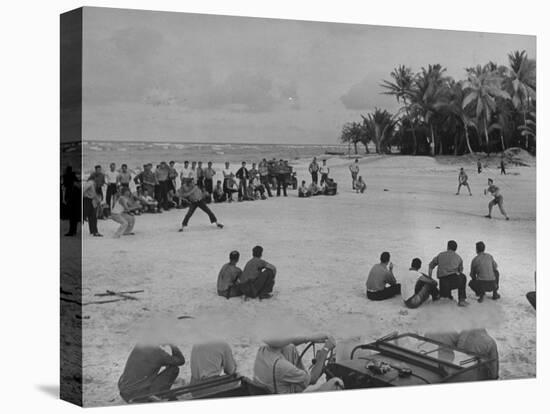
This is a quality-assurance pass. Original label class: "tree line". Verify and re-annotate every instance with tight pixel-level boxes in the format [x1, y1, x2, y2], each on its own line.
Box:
[340, 50, 536, 156]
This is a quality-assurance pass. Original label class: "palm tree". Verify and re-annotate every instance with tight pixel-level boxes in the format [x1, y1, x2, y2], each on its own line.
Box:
[507, 50, 536, 149]
[340, 121, 364, 154]
[381, 65, 419, 154]
[440, 81, 475, 154]
[462, 65, 510, 153]
[409, 64, 450, 156]
[361, 108, 396, 154]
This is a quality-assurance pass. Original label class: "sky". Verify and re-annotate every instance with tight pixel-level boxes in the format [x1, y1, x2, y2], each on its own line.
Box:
[81, 7, 535, 144]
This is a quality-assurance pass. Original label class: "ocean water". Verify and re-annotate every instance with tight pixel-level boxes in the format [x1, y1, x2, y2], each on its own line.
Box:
[78, 141, 348, 175]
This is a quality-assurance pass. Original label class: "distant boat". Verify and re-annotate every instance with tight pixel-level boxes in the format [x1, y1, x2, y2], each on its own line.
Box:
[324, 151, 345, 155]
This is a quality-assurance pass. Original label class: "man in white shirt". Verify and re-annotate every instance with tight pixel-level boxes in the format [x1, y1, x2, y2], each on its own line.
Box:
[179, 161, 191, 185]
[222, 162, 235, 202]
[402, 258, 439, 309]
[105, 162, 119, 210]
[190, 341, 237, 384]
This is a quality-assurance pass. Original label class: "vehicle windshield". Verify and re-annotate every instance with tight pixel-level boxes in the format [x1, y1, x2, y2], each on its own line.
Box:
[384, 335, 479, 367]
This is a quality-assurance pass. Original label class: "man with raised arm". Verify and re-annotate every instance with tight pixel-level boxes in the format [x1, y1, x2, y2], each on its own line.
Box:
[366, 252, 401, 301]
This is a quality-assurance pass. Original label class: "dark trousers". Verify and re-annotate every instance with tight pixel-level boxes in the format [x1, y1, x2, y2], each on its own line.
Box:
[240, 269, 275, 298]
[83, 197, 98, 235]
[197, 177, 204, 189]
[120, 366, 180, 403]
[213, 191, 226, 203]
[260, 175, 273, 197]
[469, 272, 500, 297]
[405, 281, 439, 309]
[311, 171, 318, 184]
[320, 173, 328, 186]
[218, 285, 242, 299]
[158, 180, 170, 209]
[223, 178, 235, 201]
[181, 200, 217, 227]
[438, 273, 467, 301]
[106, 183, 118, 207]
[367, 284, 401, 301]
[204, 178, 214, 194]
[526, 291, 536, 309]
[276, 175, 287, 196]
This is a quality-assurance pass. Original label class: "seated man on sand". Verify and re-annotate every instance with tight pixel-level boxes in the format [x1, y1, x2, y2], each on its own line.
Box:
[428, 240, 468, 307]
[217, 250, 243, 298]
[401, 258, 439, 309]
[468, 241, 500, 302]
[366, 252, 401, 301]
[190, 341, 237, 384]
[118, 342, 185, 403]
[298, 180, 311, 198]
[308, 182, 322, 196]
[213, 180, 227, 203]
[250, 176, 267, 200]
[355, 176, 367, 193]
[136, 188, 159, 213]
[253, 334, 343, 394]
[239, 246, 277, 299]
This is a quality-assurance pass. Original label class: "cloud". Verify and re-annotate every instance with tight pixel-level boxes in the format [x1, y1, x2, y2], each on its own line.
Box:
[340, 78, 380, 110]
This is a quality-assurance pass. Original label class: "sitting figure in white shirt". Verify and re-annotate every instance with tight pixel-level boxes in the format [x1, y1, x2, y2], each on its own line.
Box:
[401, 258, 440, 309]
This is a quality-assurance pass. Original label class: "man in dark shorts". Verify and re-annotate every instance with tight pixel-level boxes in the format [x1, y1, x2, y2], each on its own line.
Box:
[500, 157, 506, 175]
[428, 240, 468, 306]
[118, 343, 185, 403]
[217, 250, 243, 298]
[178, 181, 224, 232]
[366, 252, 401, 301]
[468, 241, 500, 302]
[456, 168, 472, 196]
[484, 179, 509, 220]
[239, 246, 277, 299]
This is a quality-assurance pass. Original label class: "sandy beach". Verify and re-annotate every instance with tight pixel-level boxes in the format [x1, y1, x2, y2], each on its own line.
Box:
[76, 154, 536, 406]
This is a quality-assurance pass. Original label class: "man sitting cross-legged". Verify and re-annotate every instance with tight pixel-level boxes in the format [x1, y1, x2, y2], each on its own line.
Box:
[429, 240, 468, 307]
[217, 250, 243, 298]
[468, 241, 500, 302]
[401, 258, 440, 309]
[253, 334, 343, 394]
[239, 246, 277, 299]
[366, 252, 401, 301]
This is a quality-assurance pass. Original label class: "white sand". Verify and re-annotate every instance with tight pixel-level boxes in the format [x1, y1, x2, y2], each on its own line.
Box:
[78, 154, 536, 406]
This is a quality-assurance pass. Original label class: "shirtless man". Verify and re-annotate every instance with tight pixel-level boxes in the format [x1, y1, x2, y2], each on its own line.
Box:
[484, 178, 509, 220]
[456, 168, 472, 196]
